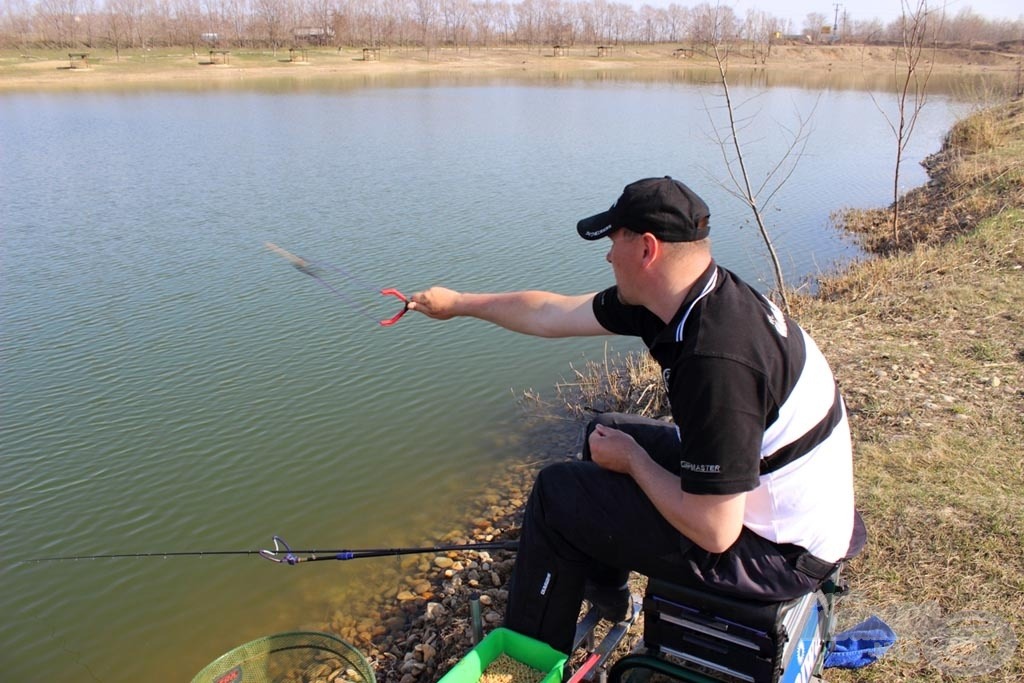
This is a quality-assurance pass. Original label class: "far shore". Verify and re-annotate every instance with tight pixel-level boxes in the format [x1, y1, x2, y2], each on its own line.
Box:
[2, 43, 1021, 92]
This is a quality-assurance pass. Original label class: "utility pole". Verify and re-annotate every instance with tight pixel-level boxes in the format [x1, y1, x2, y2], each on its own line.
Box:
[833, 3, 841, 33]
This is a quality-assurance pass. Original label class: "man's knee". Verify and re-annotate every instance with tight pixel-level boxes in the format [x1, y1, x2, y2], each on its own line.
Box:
[529, 461, 607, 531]
[589, 412, 630, 430]
[534, 461, 584, 500]
[582, 413, 628, 461]
[583, 412, 679, 468]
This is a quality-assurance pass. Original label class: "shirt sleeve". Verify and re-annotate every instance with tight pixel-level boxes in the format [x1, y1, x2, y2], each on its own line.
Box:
[671, 356, 765, 495]
[591, 286, 663, 339]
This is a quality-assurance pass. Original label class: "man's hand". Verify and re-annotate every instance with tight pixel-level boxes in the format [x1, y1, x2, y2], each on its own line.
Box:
[588, 423, 648, 475]
[590, 422, 746, 553]
[408, 287, 461, 320]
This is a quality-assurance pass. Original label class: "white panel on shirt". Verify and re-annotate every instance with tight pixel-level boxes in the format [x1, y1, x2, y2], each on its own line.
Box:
[745, 412, 856, 563]
[761, 329, 837, 458]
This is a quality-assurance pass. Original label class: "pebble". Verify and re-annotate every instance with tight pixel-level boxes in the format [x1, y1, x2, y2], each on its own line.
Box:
[415, 643, 437, 661]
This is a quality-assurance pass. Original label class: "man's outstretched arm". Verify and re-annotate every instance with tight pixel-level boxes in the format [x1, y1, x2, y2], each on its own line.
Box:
[408, 287, 611, 338]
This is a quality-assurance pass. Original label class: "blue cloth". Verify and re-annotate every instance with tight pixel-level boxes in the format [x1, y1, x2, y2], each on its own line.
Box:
[824, 615, 897, 669]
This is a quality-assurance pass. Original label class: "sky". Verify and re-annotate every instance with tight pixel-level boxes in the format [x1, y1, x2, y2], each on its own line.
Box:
[631, 0, 1024, 28]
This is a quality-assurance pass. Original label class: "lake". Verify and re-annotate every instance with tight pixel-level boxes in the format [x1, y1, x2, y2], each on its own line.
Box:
[0, 69, 981, 681]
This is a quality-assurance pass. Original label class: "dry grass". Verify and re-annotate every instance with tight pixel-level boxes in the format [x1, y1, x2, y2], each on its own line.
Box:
[555, 99, 1024, 681]
[552, 348, 669, 420]
[794, 201, 1024, 681]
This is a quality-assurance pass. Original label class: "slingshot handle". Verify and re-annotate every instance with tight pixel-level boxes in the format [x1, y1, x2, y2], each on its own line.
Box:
[379, 288, 410, 327]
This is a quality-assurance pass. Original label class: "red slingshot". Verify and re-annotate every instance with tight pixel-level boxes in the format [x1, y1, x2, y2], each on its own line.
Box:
[378, 288, 410, 327]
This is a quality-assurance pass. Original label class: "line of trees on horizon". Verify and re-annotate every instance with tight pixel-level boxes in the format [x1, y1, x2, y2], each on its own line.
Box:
[2, 0, 1022, 54]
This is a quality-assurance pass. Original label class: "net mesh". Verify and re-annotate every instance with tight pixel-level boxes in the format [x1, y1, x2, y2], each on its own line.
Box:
[191, 631, 376, 683]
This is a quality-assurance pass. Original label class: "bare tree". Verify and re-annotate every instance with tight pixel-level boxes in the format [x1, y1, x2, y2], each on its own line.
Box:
[848, 17, 884, 43]
[253, 0, 287, 51]
[440, 0, 472, 47]
[223, 0, 249, 47]
[701, 33, 818, 310]
[174, 0, 202, 54]
[873, 0, 940, 247]
[1, 0, 36, 50]
[539, 0, 571, 46]
[469, 1, 495, 46]
[107, 0, 145, 50]
[802, 11, 826, 43]
[742, 8, 782, 64]
[106, 0, 128, 56]
[296, 0, 336, 46]
[942, 7, 986, 46]
[663, 3, 690, 43]
[413, 0, 437, 48]
[690, 2, 736, 47]
[513, 0, 539, 45]
[35, 0, 82, 47]
[8, 0, 1022, 51]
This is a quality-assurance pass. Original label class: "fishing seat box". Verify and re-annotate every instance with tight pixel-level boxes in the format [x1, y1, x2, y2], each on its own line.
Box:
[641, 578, 827, 683]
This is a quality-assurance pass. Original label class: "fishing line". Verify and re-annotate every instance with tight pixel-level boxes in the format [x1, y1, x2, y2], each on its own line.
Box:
[22, 536, 518, 567]
[264, 242, 410, 326]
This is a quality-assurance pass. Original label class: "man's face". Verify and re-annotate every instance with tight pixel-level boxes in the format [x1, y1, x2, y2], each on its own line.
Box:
[605, 228, 644, 305]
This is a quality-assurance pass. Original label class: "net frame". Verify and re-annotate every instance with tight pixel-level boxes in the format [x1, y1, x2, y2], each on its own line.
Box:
[191, 631, 375, 683]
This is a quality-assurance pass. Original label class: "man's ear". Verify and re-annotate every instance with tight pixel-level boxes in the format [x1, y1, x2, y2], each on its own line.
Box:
[640, 233, 660, 267]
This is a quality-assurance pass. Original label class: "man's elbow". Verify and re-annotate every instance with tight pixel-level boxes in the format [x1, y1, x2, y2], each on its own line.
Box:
[694, 528, 742, 554]
[681, 492, 746, 553]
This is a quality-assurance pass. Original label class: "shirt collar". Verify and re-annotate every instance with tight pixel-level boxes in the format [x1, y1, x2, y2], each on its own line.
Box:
[652, 259, 719, 348]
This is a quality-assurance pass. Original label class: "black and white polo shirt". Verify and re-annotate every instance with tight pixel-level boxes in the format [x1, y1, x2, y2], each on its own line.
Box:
[592, 261, 855, 563]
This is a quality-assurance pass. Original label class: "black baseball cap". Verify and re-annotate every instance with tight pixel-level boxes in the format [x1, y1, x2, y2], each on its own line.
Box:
[576, 176, 710, 242]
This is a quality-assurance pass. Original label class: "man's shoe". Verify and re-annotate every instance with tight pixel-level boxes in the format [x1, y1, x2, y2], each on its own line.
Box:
[583, 582, 632, 622]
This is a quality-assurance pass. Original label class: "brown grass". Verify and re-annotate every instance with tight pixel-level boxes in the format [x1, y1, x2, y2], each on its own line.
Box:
[552, 348, 669, 421]
[796, 199, 1024, 680]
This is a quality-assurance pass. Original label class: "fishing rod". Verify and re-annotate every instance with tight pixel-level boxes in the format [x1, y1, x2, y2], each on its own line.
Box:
[265, 242, 411, 327]
[24, 536, 519, 566]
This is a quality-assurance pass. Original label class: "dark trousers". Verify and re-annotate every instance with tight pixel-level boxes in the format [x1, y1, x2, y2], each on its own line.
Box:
[504, 413, 830, 654]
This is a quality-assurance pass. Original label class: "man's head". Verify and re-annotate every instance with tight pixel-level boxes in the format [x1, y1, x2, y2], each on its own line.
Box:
[576, 176, 710, 243]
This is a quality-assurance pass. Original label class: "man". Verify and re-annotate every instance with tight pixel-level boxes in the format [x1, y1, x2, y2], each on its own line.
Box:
[409, 176, 862, 655]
